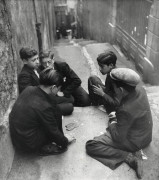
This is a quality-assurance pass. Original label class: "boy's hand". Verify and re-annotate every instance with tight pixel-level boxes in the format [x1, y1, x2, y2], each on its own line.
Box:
[57, 91, 64, 97]
[108, 111, 116, 119]
[65, 134, 76, 144]
[92, 85, 105, 96]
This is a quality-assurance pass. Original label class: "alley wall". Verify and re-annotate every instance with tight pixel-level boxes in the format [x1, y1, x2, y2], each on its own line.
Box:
[78, 0, 114, 43]
[78, 0, 159, 85]
[0, 0, 56, 123]
[0, 0, 56, 179]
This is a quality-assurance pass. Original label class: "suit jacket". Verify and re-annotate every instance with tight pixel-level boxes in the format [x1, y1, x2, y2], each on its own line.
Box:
[108, 85, 153, 151]
[9, 86, 68, 151]
[104, 73, 122, 106]
[18, 65, 40, 94]
[39, 61, 81, 97]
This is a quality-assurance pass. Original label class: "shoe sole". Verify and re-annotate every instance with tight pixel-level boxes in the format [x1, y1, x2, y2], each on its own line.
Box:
[136, 159, 143, 179]
[38, 147, 68, 156]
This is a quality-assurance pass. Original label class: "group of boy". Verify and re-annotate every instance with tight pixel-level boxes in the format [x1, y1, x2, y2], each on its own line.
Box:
[9, 47, 153, 179]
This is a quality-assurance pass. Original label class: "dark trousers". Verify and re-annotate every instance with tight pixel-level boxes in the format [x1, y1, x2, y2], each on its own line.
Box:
[86, 132, 129, 170]
[72, 86, 91, 107]
[52, 86, 91, 115]
[55, 95, 74, 116]
[88, 75, 105, 106]
[88, 75, 115, 113]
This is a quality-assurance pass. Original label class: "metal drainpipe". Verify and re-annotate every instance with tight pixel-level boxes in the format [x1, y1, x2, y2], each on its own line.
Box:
[33, 0, 43, 54]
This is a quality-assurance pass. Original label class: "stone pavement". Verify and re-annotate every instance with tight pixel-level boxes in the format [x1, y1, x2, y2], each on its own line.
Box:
[7, 39, 159, 180]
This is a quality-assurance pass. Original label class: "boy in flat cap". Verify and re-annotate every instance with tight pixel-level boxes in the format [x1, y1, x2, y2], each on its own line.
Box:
[86, 68, 153, 179]
[88, 51, 121, 114]
[18, 47, 40, 94]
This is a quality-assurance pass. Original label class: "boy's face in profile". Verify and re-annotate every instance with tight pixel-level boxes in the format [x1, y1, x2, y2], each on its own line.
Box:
[24, 55, 39, 70]
[41, 57, 53, 69]
[99, 64, 113, 75]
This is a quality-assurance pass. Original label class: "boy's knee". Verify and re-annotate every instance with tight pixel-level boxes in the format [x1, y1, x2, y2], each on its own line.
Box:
[88, 75, 101, 86]
[81, 95, 91, 106]
[57, 103, 74, 116]
[68, 96, 75, 104]
[67, 103, 74, 115]
[86, 140, 97, 155]
[88, 75, 98, 82]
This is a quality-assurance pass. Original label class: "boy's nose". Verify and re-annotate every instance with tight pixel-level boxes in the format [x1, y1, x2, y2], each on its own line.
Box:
[36, 59, 39, 64]
[45, 62, 49, 67]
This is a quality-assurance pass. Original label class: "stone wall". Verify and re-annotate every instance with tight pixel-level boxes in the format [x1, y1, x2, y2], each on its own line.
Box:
[78, 0, 159, 85]
[79, 0, 114, 43]
[0, 0, 56, 179]
[0, 0, 17, 123]
[146, 0, 159, 84]
[9, 0, 56, 73]
[0, 0, 56, 123]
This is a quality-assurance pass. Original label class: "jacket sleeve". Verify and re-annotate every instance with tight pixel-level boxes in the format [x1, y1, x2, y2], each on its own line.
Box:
[102, 93, 120, 107]
[102, 85, 123, 107]
[55, 62, 81, 97]
[36, 107, 68, 147]
[18, 73, 32, 93]
[108, 110, 132, 144]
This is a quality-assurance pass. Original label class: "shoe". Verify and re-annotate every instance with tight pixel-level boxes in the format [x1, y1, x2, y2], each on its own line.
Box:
[125, 153, 143, 179]
[38, 143, 68, 156]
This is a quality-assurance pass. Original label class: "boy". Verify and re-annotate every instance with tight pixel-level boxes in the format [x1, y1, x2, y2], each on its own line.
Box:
[18, 47, 40, 94]
[39, 50, 91, 107]
[86, 68, 153, 179]
[88, 51, 121, 113]
[9, 68, 75, 155]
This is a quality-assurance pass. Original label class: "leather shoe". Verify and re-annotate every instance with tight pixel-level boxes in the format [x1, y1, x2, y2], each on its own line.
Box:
[38, 143, 68, 156]
[125, 153, 143, 179]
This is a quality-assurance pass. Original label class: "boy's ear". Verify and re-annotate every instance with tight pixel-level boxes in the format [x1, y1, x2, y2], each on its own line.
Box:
[109, 63, 114, 68]
[51, 85, 56, 89]
[23, 59, 28, 64]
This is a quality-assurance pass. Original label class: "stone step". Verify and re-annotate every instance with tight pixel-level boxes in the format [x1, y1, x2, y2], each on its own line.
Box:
[7, 106, 159, 180]
[7, 107, 139, 180]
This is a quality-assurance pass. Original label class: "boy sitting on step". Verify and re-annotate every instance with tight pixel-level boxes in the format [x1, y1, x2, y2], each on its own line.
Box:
[88, 51, 122, 114]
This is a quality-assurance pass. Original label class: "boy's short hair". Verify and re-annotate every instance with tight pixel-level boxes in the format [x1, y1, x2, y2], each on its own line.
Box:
[97, 51, 117, 66]
[19, 47, 38, 60]
[39, 67, 63, 87]
[39, 50, 54, 62]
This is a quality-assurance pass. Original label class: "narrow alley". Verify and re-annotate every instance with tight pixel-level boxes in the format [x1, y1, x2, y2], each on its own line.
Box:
[7, 39, 159, 180]
[1, 1, 159, 180]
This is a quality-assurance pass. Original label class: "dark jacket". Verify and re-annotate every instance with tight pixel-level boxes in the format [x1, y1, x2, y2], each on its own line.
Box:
[39, 61, 81, 97]
[54, 61, 81, 97]
[18, 65, 40, 94]
[108, 86, 153, 151]
[102, 73, 122, 112]
[9, 86, 68, 151]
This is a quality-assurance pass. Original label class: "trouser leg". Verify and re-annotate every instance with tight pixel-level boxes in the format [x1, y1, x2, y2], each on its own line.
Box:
[55, 110, 63, 134]
[72, 86, 91, 107]
[50, 95, 74, 116]
[55, 95, 74, 104]
[88, 75, 105, 106]
[86, 133, 129, 170]
[56, 103, 74, 116]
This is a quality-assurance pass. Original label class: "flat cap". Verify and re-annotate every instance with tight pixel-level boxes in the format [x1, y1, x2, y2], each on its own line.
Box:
[110, 68, 141, 86]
